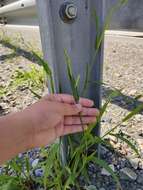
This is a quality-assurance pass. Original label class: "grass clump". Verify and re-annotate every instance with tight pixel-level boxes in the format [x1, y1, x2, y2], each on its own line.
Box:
[0, 65, 46, 99]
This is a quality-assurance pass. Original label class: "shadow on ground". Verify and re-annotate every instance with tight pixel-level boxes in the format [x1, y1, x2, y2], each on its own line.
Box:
[0, 40, 39, 64]
[0, 41, 143, 116]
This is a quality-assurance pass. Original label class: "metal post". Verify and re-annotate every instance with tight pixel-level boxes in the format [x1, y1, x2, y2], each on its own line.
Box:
[36, 0, 105, 163]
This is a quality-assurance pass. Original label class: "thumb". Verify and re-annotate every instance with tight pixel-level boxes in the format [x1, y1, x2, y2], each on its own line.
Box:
[59, 103, 82, 116]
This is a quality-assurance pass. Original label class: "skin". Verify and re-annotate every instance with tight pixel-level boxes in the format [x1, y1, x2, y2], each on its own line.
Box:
[0, 94, 99, 165]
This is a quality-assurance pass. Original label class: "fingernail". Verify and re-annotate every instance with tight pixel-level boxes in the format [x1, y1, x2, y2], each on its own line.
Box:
[91, 100, 94, 106]
[92, 108, 100, 116]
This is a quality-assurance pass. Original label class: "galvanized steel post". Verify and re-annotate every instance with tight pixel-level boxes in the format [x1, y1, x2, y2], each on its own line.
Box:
[36, 0, 105, 163]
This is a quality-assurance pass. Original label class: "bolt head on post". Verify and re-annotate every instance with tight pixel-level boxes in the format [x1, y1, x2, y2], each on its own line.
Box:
[59, 2, 77, 23]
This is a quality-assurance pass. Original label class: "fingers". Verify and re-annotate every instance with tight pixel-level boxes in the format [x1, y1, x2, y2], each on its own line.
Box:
[79, 98, 94, 107]
[66, 107, 99, 117]
[80, 107, 100, 116]
[60, 104, 100, 117]
[64, 116, 96, 125]
[44, 94, 75, 104]
[62, 124, 88, 136]
[44, 94, 94, 107]
[44, 94, 99, 116]
[58, 103, 82, 116]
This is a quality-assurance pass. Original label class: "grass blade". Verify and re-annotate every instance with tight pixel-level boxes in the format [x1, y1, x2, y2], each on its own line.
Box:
[64, 49, 79, 102]
[28, 88, 42, 99]
[43, 144, 59, 189]
[89, 0, 128, 79]
[134, 94, 143, 100]
[103, 102, 143, 139]
[96, 0, 128, 51]
[0, 179, 21, 190]
[75, 75, 80, 88]
[110, 133, 140, 156]
[92, 9, 99, 33]
[122, 104, 143, 122]
[81, 64, 89, 95]
[99, 90, 122, 121]
[32, 51, 52, 76]
[32, 51, 55, 93]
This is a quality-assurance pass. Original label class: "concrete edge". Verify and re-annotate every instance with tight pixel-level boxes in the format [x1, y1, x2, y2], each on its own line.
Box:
[106, 30, 143, 38]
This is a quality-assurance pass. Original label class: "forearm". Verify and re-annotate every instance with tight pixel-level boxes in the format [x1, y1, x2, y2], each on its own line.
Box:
[0, 112, 31, 165]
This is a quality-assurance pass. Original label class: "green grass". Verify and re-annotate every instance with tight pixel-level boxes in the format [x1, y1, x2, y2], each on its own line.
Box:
[0, 64, 45, 99]
[0, 86, 6, 97]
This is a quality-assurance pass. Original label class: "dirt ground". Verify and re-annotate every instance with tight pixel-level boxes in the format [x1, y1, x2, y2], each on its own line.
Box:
[103, 34, 143, 146]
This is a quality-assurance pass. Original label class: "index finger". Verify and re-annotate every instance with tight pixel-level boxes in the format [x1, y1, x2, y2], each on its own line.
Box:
[44, 94, 75, 104]
[45, 94, 94, 107]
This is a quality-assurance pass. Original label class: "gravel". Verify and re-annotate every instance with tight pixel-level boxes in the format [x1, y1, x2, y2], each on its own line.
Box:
[0, 34, 143, 190]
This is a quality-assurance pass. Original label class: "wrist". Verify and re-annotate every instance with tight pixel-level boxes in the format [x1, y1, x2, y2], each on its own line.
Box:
[16, 110, 34, 151]
[18, 109, 36, 150]
[7, 111, 33, 153]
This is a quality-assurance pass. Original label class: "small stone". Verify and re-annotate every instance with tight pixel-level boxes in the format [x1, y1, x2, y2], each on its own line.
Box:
[101, 164, 115, 176]
[18, 66, 24, 69]
[109, 135, 118, 144]
[0, 103, 8, 109]
[134, 114, 142, 121]
[116, 165, 120, 170]
[138, 160, 143, 169]
[88, 163, 96, 173]
[128, 89, 137, 96]
[115, 73, 122, 77]
[129, 158, 140, 169]
[121, 121, 128, 127]
[119, 158, 127, 167]
[17, 86, 28, 91]
[36, 185, 44, 190]
[136, 138, 143, 157]
[101, 116, 112, 123]
[137, 173, 143, 185]
[34, 168, 44, 177]
[120, 167, 137, 181]
[85, 185, 97, 190]
[18, 153, 23, 159]
[100, 145, 109, 155]
[32, 159, 39, 168]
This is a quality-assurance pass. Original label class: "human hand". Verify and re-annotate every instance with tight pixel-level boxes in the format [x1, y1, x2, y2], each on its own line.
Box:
[22, 94, 99, 149]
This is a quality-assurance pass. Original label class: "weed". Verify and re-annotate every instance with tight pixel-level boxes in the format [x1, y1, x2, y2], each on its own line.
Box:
[0, 65, 45, 99]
